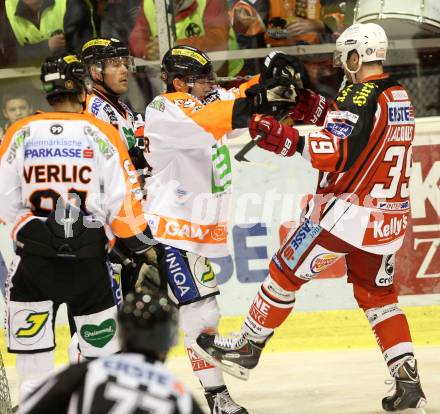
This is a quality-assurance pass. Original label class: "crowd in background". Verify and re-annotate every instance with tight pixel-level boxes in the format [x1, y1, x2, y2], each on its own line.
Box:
[0, 0, 439, 136]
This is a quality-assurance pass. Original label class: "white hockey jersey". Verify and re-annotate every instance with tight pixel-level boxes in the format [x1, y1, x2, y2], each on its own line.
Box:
[0, 111, 147, 244]
[144, 79, 258, 258]
[86, 88, 136, 149]
[18, 353, 204, 414]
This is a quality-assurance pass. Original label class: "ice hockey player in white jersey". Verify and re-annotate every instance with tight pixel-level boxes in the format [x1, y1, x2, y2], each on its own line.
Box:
[0, 54, 155, 403]
[18, 290, 205, 414]
[81, 37, 146, 171]
[81, 37, 148, 299]
[143, 45, 297, 414]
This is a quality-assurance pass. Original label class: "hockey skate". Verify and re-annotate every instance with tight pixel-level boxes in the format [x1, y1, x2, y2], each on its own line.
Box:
[192, 331, 271, 381]
[382, 357, 427, 412]
[205, 386, 249, 414]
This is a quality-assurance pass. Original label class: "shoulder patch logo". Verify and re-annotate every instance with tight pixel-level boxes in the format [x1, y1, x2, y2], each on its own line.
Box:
[391, 90, 409, 101]
[148, 98, 166, 112]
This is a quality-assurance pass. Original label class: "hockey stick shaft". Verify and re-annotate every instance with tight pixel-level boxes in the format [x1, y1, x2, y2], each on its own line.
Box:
[234, 133, 265, 162]
[234, 109, 290, 162]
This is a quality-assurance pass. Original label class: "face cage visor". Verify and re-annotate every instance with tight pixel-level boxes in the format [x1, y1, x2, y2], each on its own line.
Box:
[183, 71, 217, 87]
[95, 56, 136, 72]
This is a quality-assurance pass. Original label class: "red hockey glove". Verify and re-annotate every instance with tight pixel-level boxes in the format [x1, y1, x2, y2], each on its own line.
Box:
[249, 115, 299, 157]
[289, 88, 329, 126]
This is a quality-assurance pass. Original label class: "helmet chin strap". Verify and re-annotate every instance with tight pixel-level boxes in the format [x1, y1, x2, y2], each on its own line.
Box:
[342, 55, 362, 84]
[186, 83, 211, 100]
[94, 70, 120, 98]
[80, 94, 87, 111]
[186, 82, 195, 96]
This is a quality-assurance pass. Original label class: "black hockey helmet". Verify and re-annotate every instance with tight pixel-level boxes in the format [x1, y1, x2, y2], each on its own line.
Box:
[40, 54, 90, 98]
[118, 290, 178, 359]
[161, 45, 215, 90]
[81, 37, 135, 71]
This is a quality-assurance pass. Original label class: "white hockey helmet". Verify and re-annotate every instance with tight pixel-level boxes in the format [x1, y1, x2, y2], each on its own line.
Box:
[334, 23, 388, 74]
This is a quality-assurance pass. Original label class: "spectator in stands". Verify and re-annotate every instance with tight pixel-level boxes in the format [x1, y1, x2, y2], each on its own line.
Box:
[98, 0, 156, 106]
[0, 1, 15, 67]
[240, 0, 345, 47]
[99, 0, 141, 42]
[230, 0, 345, 47]
[2, 0, 96, 66]
[0, 91, 33, 138]
[230, 0, 345, 96]
[229, 0, 267, 74]
[129, 0, 244, 76]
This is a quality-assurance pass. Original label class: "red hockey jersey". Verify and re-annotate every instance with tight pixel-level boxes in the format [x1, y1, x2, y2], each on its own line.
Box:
[301, 74, 414, 254]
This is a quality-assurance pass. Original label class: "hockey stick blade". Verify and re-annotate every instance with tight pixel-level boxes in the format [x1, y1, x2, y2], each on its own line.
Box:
[191, 342, 250, 381]
[234, 133, 265, 163]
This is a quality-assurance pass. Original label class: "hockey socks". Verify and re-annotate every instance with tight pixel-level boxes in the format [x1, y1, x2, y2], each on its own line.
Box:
[364, 303, 414, 377]
[179, 297, 225, 388]
[243, 275, 296, 341]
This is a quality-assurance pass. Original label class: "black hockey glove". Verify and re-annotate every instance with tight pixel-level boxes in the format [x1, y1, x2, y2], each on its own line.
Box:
[128, 144, 148, 171]
[261, 50, 304, 83]
[129, 114, 148, 172]
[246, 77, 297, 115]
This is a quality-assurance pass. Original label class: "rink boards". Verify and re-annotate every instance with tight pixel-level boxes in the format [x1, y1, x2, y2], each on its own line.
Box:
[0, 304, 439, 367]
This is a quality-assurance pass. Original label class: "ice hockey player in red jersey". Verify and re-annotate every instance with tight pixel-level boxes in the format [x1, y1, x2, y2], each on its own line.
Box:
[18, 291, 205, 414]
[193, 23, 427, 412]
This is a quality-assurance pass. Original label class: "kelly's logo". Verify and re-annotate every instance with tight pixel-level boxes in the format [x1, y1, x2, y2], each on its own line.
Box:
[363, 213, 408, 246]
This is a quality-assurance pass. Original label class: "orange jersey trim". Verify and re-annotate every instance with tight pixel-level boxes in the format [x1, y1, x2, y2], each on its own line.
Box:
[153, 215, 228, 245]
[163, 92, 235, 141]
[81, 114, 148, 239]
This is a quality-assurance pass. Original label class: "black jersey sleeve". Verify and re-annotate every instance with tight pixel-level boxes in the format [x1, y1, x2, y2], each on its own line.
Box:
[18, 362, 88, 414]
